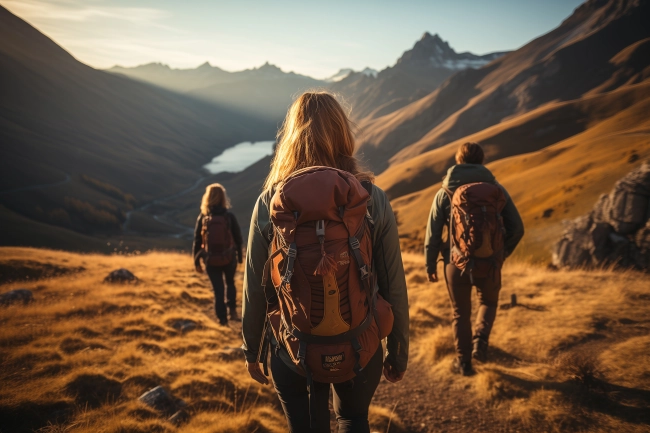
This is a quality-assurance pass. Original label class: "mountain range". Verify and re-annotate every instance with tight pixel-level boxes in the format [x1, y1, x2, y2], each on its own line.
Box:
[376, 0, 650, 260]
[106, 34, 507, 124]
[1, 0, 649, 262]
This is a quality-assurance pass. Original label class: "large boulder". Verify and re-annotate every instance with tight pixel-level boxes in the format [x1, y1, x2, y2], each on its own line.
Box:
[553, 162, 650, 271]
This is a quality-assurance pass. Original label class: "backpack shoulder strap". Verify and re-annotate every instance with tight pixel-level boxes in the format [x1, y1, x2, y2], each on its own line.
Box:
[361, 180, 373, 197]
[360, 180, 376, 239]
[441, 186, 457, 256]
[442, 186, 454, 202]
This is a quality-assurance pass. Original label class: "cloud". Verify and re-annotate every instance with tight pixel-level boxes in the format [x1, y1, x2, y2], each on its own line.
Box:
[3, 0, 174, 29]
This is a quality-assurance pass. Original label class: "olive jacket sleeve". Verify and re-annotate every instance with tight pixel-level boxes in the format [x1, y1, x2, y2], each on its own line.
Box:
[369, 186, 410, 372]
[499, 185, 525, 257]
[424, 189, 449, 275]
[241, 186, 410, 372]
[241, 192, 273, 363]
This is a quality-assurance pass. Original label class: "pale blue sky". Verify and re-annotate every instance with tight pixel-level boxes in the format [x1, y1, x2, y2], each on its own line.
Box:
[5, 0, 584, 78]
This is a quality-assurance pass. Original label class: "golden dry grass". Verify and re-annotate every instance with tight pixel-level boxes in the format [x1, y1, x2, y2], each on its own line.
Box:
[0, 247, 286, 433]
[387, 86, 650, 263]
[397, 252, 650, 432]
[2, 248, 649, 432]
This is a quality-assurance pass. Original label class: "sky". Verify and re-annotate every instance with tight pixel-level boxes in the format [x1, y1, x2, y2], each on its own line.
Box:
[4, 0, 585, 79]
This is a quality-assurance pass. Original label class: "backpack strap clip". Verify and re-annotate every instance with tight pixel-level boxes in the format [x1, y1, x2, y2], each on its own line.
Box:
[281, 243, 297, 284]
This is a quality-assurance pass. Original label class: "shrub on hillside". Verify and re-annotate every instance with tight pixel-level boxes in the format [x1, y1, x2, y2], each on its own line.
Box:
[63, 197, 120, 229]
[80, 174, 136, 207]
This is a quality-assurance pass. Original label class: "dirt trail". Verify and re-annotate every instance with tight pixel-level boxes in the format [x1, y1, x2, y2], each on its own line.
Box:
[372, 360, 512, 433]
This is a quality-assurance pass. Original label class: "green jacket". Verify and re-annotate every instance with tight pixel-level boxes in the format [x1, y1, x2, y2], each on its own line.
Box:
[424, 164, 525, 274]
[242, 184, 410, 372]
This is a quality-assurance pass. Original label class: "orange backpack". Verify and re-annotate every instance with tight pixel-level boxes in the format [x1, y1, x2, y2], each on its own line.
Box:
[444, 182, 507, 282]
[260, 167, 393, 425]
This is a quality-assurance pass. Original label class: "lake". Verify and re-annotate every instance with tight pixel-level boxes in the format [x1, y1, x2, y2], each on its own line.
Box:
[203, 141, 275, 174]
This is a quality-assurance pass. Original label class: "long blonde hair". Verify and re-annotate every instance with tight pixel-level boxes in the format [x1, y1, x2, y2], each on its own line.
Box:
[200, 183, 230, 215]
[263, 91, 373, 192]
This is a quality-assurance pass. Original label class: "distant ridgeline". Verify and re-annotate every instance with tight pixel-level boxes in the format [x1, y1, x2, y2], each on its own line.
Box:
[2, 0, 650, 260]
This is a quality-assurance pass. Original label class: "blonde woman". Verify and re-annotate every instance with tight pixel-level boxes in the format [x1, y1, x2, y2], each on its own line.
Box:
[242, 91, 409, 432]
[193, 183, 243, 326]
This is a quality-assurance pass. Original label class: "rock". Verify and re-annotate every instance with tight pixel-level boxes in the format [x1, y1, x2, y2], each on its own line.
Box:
[138, 386, 185, 415]
[553, 162, 650, 271]
[168, 319, 198, 333]
[0, 289, 33, 306]
[169, 409, 190, 425]
[104, 268, 138, 283]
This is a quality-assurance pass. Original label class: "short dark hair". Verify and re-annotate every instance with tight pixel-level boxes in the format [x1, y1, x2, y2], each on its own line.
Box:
[455, 142, 484, 165]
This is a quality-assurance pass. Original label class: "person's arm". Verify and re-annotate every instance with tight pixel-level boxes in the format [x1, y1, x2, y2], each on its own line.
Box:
[424, 189, 448, 277]
[499, 186, 525, 257]
[371, 187, 409, 374]
[229, 213, 244, 263]
[241, 193, 272, 364]
[192, 214, 203, 267]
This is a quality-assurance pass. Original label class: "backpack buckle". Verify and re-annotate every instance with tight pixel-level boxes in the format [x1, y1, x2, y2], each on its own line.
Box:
[287, 246, 297, 258]
[315, 220, 325, 238]
[349, 237, 360, 250]
[359, 264, 369, 280]
[282, 269, 293, 283]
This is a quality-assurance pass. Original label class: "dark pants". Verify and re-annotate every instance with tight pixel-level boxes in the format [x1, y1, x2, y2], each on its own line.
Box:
[205, 261, 236, 322]
[445, 263, 501, 363]
[271, 346, 384, 433]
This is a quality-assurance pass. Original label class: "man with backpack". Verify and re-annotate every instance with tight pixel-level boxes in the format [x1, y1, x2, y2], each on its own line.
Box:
[425, 142, 524, 376]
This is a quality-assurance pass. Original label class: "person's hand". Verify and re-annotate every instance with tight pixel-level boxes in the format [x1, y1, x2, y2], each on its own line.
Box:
[195, 264, 203, 274]
[246, 361, 269, 385]
[428, 272, 438, 283]
[383, 360, 405, 383]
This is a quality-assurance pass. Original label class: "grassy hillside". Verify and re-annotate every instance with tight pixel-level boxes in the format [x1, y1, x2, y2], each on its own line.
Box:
[386, 253, 650, 432]
[386, 85, 650, 263]
[2, 248, 648, 432]
[355, 0, 650, 174]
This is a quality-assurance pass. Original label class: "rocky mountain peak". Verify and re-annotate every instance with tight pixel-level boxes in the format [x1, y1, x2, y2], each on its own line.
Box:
[396, 32, 507, 71]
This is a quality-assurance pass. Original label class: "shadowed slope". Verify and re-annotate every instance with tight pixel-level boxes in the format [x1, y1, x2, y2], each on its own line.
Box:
[0, 6, 273, 198]
[388, 85, 650, 262]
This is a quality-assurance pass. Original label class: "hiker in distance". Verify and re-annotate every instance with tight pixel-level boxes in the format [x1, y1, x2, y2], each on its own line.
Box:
[193, 183, 243, 326]
[242, 91, 409, 433]
[425, 142, 524, 376]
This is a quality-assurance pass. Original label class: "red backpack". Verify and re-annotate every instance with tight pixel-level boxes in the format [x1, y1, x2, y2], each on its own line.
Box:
[201, 213, 235, 267]
[260, 167, 394, 426]
[444, 182, 507, 282]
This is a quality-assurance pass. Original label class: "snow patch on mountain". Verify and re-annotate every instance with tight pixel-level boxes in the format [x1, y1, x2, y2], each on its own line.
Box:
[325, 67, 378, 82]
